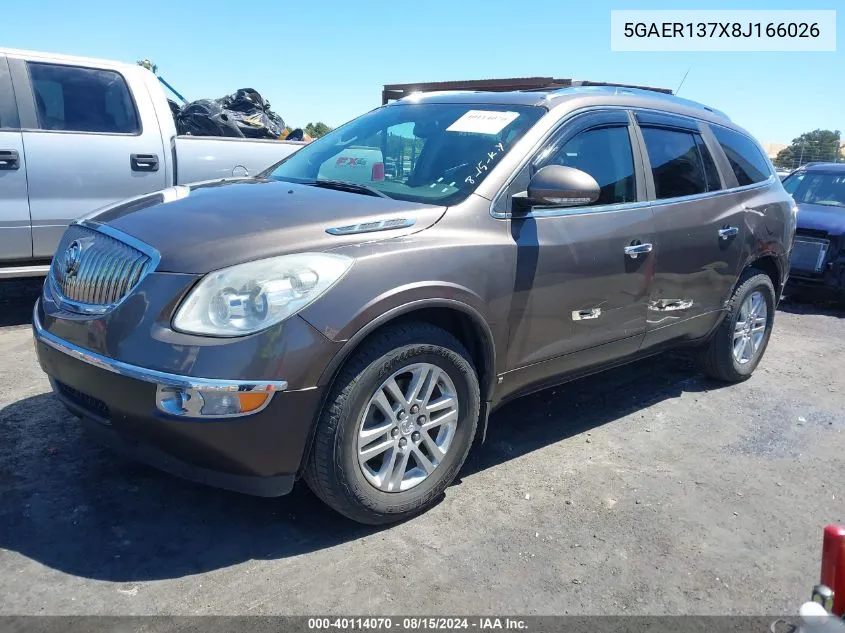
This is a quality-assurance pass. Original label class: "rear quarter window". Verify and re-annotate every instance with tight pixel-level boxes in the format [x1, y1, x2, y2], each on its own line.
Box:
[711, 126, 772, 186]
[28, 62, 139, 134]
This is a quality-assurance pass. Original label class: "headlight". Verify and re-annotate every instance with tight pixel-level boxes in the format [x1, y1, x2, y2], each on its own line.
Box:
[173, 253, 353, 336]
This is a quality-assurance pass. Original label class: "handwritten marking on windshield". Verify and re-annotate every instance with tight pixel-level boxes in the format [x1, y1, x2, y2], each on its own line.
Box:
[464, 143, 506, 185]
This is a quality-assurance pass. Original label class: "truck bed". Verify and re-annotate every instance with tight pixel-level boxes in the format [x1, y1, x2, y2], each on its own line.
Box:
[174, 136, 305, 184]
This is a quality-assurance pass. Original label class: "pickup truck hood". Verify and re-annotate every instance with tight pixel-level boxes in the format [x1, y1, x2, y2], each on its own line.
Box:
[796, 202, 845, 237]
[88, 179, 445, 273]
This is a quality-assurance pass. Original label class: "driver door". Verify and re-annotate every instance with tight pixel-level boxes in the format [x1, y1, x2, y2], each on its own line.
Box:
[502, 110, 655, 382]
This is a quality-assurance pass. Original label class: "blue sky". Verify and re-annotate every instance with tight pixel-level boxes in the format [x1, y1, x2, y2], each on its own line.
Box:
[4, 0, 842, 145]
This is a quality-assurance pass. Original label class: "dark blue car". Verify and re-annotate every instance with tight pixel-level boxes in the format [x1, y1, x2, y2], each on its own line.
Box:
[783, 163, 845, 301]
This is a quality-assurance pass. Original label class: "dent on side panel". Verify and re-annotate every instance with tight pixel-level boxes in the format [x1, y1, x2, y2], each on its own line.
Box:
[740, 182, 791, 275]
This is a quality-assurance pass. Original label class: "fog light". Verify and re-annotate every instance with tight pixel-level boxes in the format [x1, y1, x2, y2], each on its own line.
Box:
[199, 391, 269, 415]
[200, 391, 241, 416]
[156, 385, 271, 418]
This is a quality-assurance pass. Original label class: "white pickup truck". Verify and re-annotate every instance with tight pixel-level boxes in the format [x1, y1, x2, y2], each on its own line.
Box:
[0, 48, 304, 277]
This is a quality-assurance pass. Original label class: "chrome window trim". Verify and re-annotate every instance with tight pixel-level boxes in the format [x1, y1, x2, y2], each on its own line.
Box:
[489, 104, 776, 220]
[520, 199, 653, 219]
[649, 175, 775, 208]
[515, 176, 775, 220]
[34, 301, 288, 394]
[47, 220, 161, 316]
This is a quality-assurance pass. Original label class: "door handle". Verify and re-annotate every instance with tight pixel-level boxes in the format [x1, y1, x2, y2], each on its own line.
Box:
[718, 226, 739, 240]
[623, 241, 653, 259]
[0, 150, 20, 170]
[130, 153, 159, 172]
[572, 308, 602, 321]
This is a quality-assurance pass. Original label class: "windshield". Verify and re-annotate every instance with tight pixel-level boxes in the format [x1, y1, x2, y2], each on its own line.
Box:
[786, 171, 845, 208]
[263, 103, 545, 205]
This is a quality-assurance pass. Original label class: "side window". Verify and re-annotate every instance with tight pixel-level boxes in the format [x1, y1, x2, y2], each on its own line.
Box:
[0, 57, 16, 129]
[711, 126, 771, 186]
[27, 62, 139, 134]
[538, 125, 636, 206]
[641, 127, 715, 199]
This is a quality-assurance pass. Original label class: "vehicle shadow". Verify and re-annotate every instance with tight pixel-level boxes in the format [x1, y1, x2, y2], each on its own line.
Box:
[462, 352, 721, 476]
[0, 278, 42, 327]
[778, 296, 844, 318]
[0, 353, 722, 582]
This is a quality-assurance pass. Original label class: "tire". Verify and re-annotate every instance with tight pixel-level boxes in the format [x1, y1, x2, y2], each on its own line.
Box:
[304, 322, 480, 524]
[700, 268, 776, 382]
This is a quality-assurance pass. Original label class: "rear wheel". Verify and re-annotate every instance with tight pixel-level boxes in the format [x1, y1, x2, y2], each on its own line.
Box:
[304, 322, 480, 524]
[700, 269, 776, 382]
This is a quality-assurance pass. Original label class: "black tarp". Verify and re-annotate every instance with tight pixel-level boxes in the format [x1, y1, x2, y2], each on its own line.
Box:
[175, 88, 285, 139]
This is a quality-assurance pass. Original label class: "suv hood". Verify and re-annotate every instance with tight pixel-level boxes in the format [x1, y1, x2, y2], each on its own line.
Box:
[87, 179, 445, 273]
[796, 202, 845, 237]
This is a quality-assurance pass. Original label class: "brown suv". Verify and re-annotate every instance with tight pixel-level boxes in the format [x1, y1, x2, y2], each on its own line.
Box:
[33, 87, 795, 524]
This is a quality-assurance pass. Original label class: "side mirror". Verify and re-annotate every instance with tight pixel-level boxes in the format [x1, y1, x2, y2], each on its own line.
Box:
[522, 165, 600, 208]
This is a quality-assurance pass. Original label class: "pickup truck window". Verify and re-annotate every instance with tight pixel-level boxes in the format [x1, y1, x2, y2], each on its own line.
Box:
[265, 103, 545, 205]
[0, 57, 16, 129]
[641, 127, 719, 199]
[28, 62, 139, 134]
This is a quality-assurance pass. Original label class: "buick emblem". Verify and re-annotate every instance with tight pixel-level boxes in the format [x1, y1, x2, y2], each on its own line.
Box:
[64, 240, 82, 277]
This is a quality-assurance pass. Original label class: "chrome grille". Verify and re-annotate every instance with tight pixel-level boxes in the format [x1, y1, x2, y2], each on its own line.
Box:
[49, 225, 152, 313]
[790, 237, 829, 273]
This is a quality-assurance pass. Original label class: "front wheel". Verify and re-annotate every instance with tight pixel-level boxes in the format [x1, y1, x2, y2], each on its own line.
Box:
[304, 322, 480, 524]
[700, 269, 776, 382]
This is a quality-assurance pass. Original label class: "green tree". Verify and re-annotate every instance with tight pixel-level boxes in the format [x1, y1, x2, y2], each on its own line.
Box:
[136, 59, 158, 74]
[305, 122, 333, 138]
[775, 129, 843, 170]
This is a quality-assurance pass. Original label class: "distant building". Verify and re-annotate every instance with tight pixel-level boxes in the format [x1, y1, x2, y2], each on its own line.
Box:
[762, 142, 787, 160]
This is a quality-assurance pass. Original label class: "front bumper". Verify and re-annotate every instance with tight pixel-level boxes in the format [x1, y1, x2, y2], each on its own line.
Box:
[33, 302, 325, 497]
[786, 233, 845, 298]
[785, 262, 845, 299]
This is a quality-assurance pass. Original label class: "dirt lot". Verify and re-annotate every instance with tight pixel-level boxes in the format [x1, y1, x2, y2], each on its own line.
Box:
[0, 278, 843, 616]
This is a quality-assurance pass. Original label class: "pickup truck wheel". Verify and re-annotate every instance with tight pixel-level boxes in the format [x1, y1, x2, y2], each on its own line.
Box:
[304, 322, 480, 525]
[700, 269, 776, 382]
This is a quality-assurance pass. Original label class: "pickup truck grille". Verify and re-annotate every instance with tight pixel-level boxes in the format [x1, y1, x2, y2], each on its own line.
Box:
[49, 225, 152, 313]
[790, 236, 829, 274]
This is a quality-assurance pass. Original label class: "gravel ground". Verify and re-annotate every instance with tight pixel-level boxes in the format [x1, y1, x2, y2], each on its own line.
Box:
[0, 278, 843, 615]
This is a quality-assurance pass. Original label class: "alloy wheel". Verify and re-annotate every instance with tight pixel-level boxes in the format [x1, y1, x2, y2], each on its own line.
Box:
[733, 290, 768, 364]
[356, 363, 459, 492]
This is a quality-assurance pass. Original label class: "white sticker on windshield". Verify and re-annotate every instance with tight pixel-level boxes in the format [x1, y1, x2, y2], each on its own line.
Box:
[446, 110, 520, 135]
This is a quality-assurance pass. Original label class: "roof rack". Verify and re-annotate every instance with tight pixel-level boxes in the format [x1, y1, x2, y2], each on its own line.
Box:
[381, 77, 672, 104]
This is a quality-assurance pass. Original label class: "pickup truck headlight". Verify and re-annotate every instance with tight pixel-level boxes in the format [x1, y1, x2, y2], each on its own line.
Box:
[173, 253, 353, 336]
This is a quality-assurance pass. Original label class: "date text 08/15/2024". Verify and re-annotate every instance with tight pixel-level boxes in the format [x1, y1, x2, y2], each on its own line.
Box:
[307, 617, 528, 630]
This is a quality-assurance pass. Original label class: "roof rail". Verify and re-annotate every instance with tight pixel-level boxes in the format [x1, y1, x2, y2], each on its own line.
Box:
[381, 77, 672, 104]
[567, 80, 673, 94]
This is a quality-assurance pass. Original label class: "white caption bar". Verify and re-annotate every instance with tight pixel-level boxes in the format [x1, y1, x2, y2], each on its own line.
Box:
[611, 10, 836, 51]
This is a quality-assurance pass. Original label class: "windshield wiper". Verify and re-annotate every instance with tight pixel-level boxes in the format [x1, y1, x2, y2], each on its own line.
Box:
[304, 179, 391, 199]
